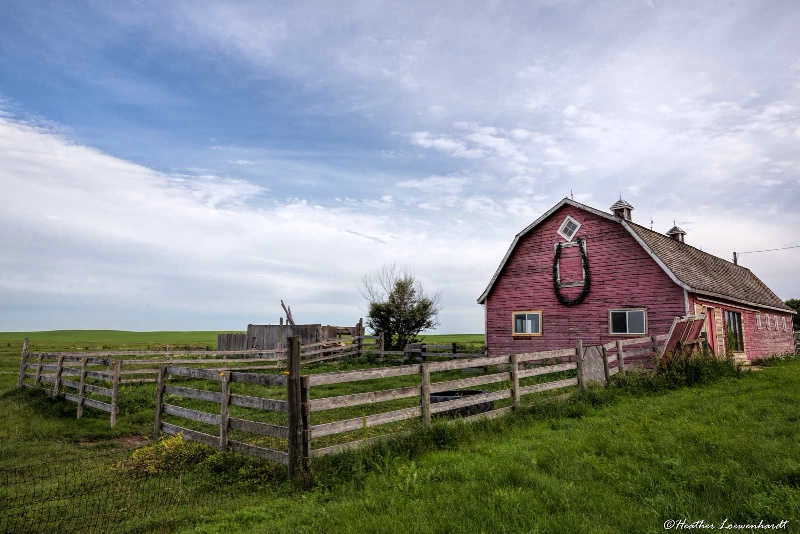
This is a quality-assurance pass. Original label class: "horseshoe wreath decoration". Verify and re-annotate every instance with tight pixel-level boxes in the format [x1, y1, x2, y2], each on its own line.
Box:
[553, 237, 590, 306]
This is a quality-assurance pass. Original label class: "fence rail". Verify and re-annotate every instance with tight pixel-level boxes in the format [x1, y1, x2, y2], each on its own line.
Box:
[153, 365, 290, 466]
[148, 334, 664, 478]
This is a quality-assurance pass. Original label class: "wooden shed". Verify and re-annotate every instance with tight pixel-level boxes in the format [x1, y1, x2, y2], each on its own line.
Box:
[478, 198, 796, 361]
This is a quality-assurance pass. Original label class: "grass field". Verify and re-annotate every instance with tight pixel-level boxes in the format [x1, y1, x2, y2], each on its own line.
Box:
[1, 331, 798, 533]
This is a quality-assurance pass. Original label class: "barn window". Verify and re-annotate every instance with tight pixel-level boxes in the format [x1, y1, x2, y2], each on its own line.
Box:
[783, 317, 788, 331]
[512, 311, 542, 336]
[766, 314, 771, 330]
[724, 310, 744, 352]
[557, 216, 581, 241]
[609, 309, 647, 335]
[775, 316, 779, 332]
[756, 314, 762, 329]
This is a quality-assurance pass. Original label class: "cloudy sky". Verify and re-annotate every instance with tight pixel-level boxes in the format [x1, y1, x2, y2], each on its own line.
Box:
[1, 0, 799, 333]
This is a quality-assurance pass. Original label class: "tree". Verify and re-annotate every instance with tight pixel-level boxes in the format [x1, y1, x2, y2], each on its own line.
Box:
[359, 264, 442, 351]
[786, 299, 800, 331]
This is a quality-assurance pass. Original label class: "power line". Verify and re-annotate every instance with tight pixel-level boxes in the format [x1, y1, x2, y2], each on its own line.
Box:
[737, 244, 800, 255]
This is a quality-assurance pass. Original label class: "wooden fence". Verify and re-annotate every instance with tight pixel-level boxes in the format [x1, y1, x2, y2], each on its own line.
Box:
[153, 365, 291, 466]
[152, 334, 665, 478]
[16, 342, 286, 427]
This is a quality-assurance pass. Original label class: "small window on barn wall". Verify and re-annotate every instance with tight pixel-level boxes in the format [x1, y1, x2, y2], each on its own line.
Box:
[774, 316, 780, 332]
[512, 311, 542, 336]
[766, 315, 771, 330]
[609, 309, 647, 335]
[783, 317, 788, 331]
[756, 314, 762, 329]
[557, 215, 581, 241]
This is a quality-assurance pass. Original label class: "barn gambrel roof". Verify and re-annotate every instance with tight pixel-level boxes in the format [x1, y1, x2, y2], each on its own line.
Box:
[477, 198, 795, 314]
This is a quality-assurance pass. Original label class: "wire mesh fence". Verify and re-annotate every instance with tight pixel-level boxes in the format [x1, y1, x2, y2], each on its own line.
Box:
[0, 450, 187, 533]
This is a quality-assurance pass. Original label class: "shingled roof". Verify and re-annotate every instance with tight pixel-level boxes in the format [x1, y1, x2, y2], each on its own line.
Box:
[478, 198, 794, 313]
[624, 221, 794, 313]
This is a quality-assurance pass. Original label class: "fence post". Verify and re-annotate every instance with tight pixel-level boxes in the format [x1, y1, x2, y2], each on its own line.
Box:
[601, 346, 611, 384]
[420, 363, 431, 425]
[220, 371, 230, 452]
[301, 376, 310, 472]
[378, 331, 385, 353]
[77, 358, 88, 419]
[153, 366, 166, 440]
[110, 360, 121, 427]
[34, 352, 44, 387]
[510, 354, 520, 410]
[356, 318, 364, 359]
[575, 339, 584, 391]
[53, 354, 65, 397]
[16, 338, 29, 389]
[287, 336, 302, 479]
[452, 342, 457, 355]
[616, 340, 625, 374]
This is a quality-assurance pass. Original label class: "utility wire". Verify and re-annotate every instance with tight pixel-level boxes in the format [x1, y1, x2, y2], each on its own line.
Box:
[737, 244, 800, 255]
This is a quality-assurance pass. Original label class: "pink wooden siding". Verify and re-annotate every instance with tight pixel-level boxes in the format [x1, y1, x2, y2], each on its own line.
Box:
[689, 294, 795, 360]
[485, 205, 686, 356]
[558, 246, 583, 283]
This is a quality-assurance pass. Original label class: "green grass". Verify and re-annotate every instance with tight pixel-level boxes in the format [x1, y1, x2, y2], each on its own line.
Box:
[2, 331, 799, 533]
[183, 362, 800, 533]
[0, 331, 488, 467]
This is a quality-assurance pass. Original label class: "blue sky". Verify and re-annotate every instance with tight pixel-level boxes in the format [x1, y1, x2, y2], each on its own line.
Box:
[1, 0, 799, 332]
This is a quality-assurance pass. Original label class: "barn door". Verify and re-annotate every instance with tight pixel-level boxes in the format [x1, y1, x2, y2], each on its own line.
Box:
[705, 308, 715, 353]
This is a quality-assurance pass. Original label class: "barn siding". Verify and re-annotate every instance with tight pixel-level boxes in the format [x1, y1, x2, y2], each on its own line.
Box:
[691, 295, 794, 360]
[485, 205, 686, 355]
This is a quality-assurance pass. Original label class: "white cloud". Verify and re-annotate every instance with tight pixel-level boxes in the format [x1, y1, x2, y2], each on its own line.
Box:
[0, 115, 512, 331]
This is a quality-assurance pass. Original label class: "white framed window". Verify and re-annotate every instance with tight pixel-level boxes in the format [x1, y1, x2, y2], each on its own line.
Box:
[774, 316, 779, 332]
[756, 314, 762, 329]
[512, 311, 542, 336]
[557, 215, 581, 241]
[783, 317, 788, 331]
[766, 314, 771, 330]
[609, 309, 647, 335]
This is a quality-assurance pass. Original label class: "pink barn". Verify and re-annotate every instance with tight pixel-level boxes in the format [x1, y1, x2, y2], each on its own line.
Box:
[478, 198, 796, 362]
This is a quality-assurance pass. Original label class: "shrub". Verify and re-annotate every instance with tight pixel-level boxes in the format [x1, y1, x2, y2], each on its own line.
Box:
[657, 349, 741, 387]
[120, 434, 215, 474]
[752, 353, 800, 367]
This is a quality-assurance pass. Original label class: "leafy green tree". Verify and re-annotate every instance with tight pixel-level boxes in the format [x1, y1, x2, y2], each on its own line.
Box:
[359, 264, 442, 351]
[785, 299, 800, 331]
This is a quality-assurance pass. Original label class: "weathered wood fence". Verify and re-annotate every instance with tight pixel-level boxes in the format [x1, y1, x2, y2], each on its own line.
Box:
[153, 365, 291, 466]
[16, 343, 285, 427]
[152, 334, 665, 478]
